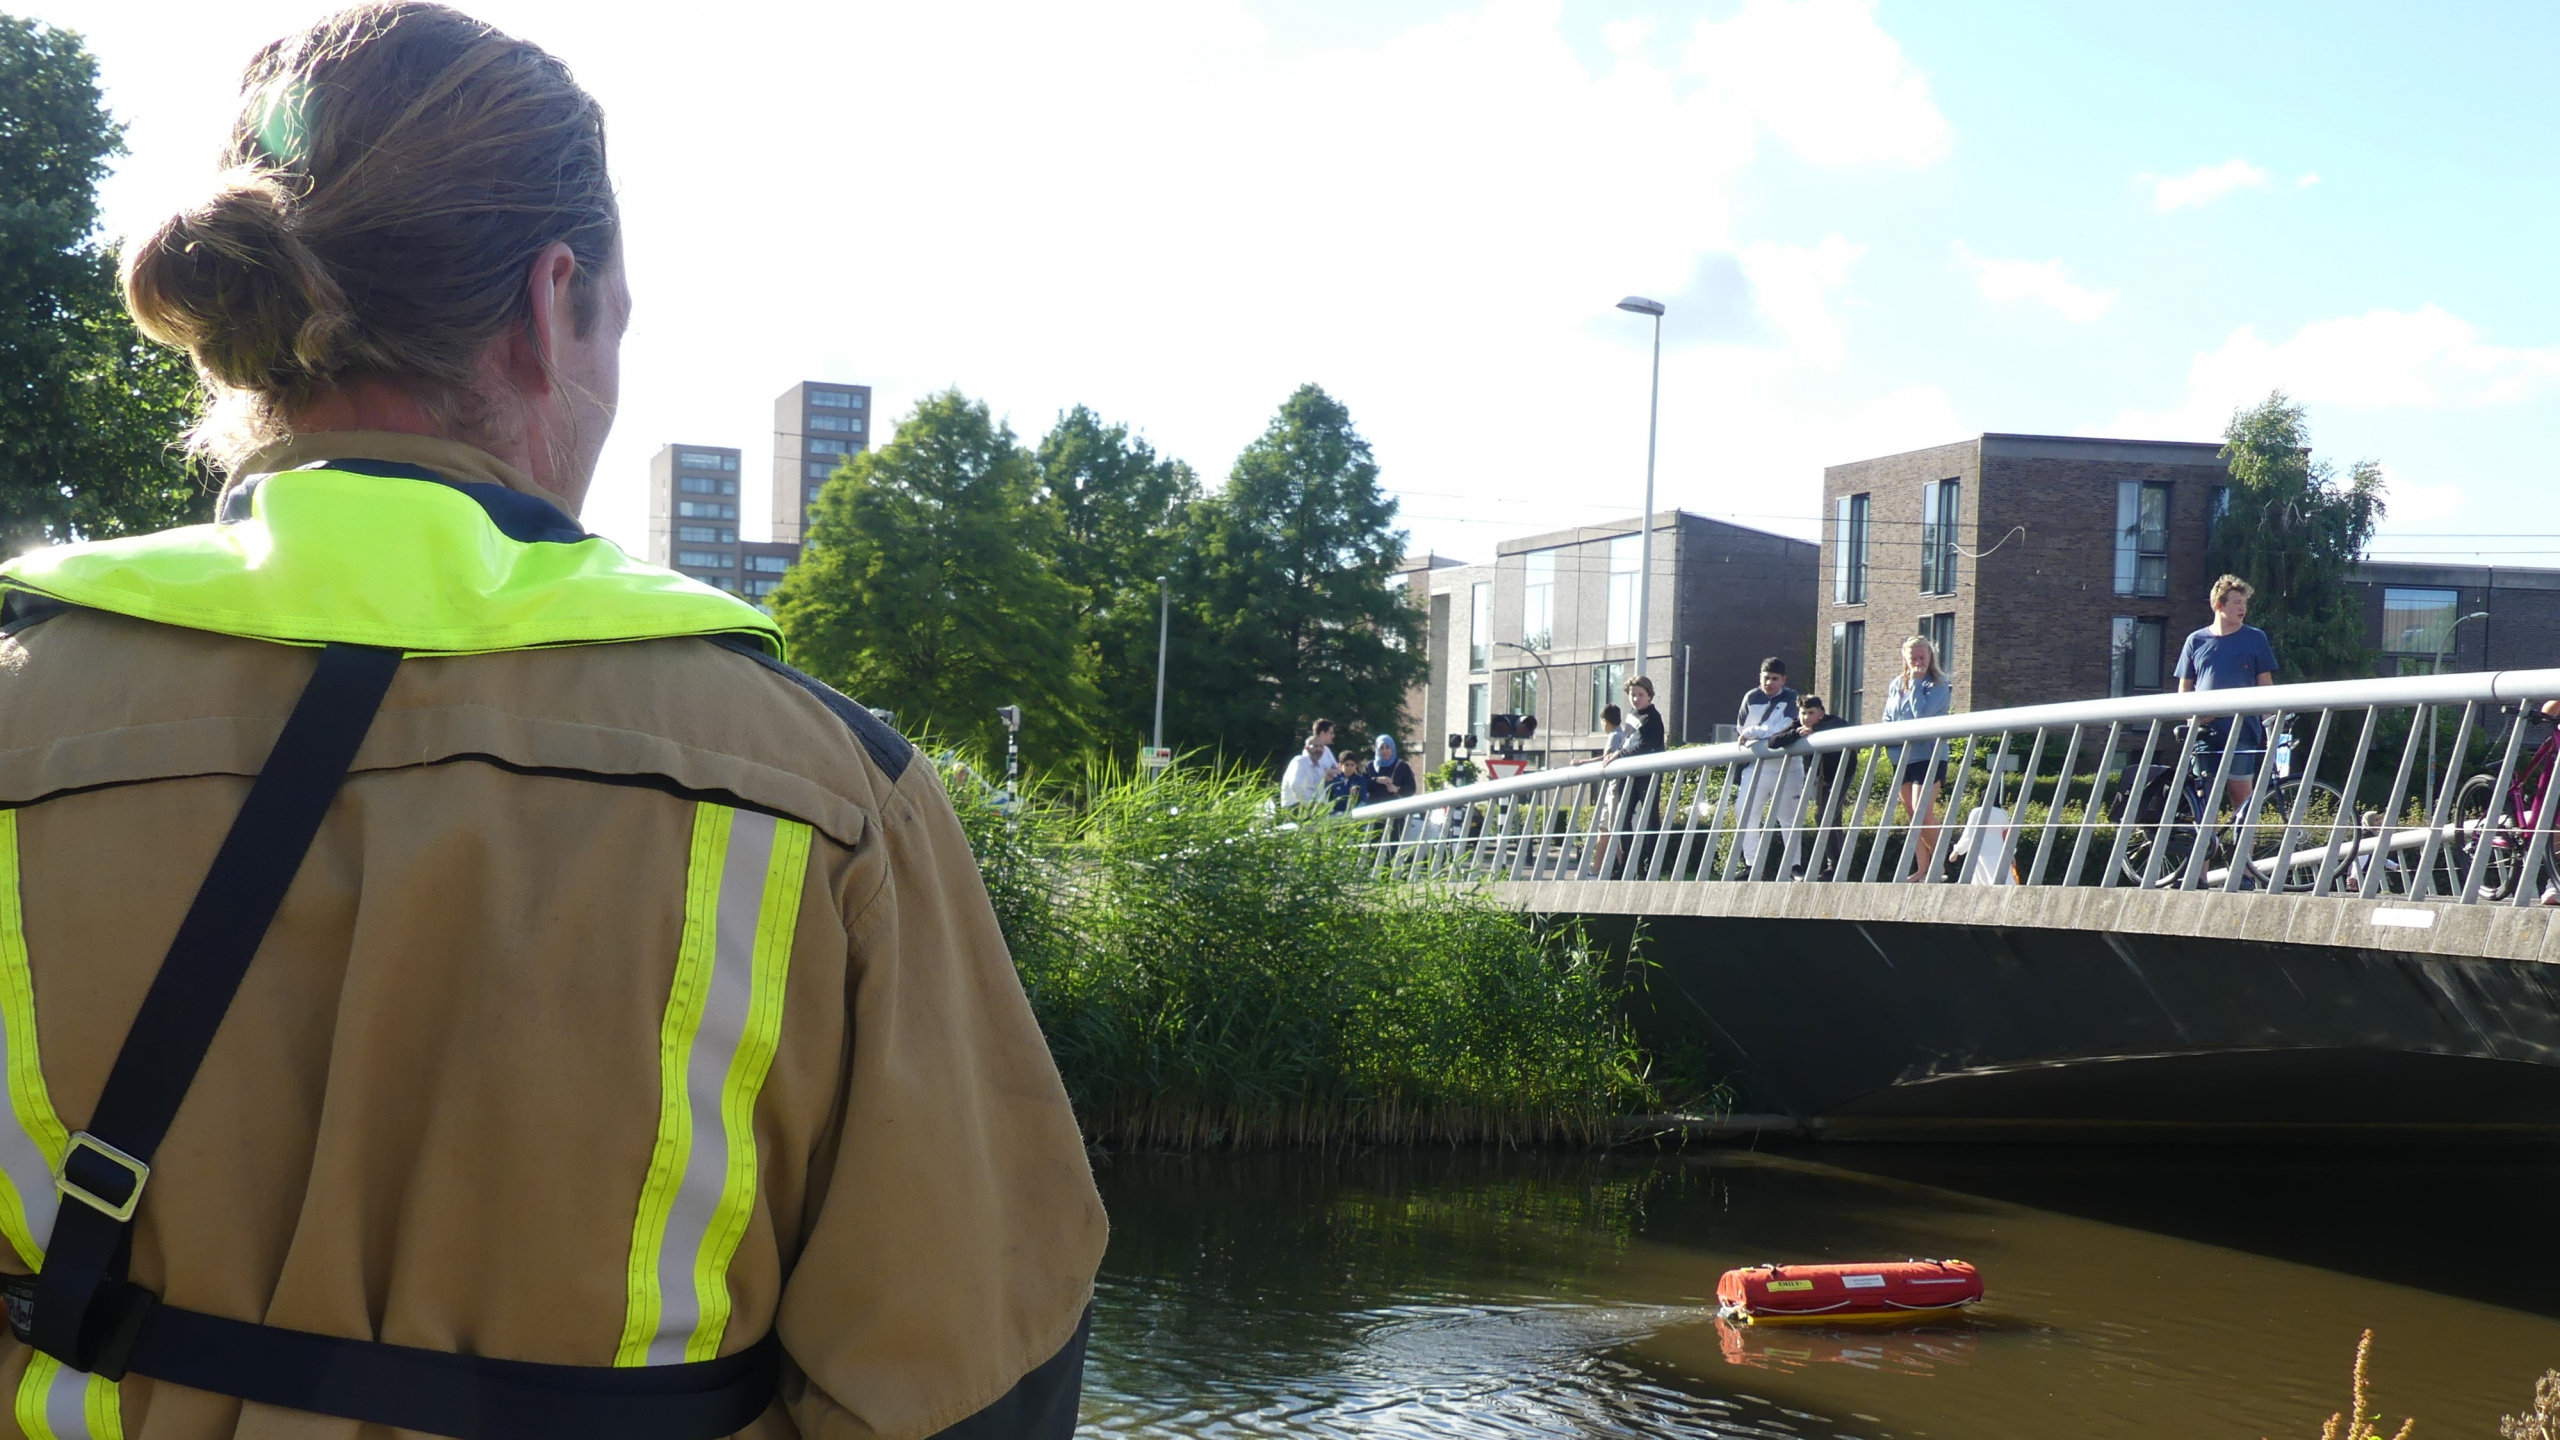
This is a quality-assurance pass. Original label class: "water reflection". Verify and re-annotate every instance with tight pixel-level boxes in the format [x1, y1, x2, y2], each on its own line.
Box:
[1081, 1147, 2560, 1439]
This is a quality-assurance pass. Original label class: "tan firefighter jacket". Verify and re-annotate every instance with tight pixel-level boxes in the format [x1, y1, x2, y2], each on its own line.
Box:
[0, 432, 1106, 1439]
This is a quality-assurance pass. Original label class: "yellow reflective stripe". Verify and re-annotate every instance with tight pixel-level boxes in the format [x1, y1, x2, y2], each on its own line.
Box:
[0, 811, 67, 1272]
[615, 802, 731, 1366]
[15, 1353, 118, 1440]
[683, 817, 809, 1362]
[81, 1365, 121, 1440]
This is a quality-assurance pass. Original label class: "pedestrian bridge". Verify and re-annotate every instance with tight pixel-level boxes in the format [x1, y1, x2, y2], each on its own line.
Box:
[1348, 668, 2560, 1138]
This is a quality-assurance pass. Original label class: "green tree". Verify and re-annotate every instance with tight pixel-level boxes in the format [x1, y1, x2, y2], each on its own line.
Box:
[1033, 406, 1199, 755]
[773, 390, 1095, 763]
[1170, 384, 1424, 766]
[2205, 392, 2384, 680]
[0, 16, 211, 552]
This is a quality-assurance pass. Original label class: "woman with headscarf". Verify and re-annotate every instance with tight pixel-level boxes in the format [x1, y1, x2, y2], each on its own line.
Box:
[1365, 734, 1420, 801]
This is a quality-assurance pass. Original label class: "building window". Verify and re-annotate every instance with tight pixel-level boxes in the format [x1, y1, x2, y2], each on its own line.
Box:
[807, 439, 850, 455]
[2382, 587, 2462, 674]
[676, 549, 734, 569]
[1466, 682, 1490, 742]
[807, 462, 835, 481]
[2210, 484, 2230, 535]
[1507, 669, 1540, 726]
[2110, 616, 2167, 696]
[810, 390, 861, 410]
[679, 450, 733, 471]
[1918, 611, 1957, 674]
[1834, 493, 1870, 604]
[675, 501, 738, 520]
[1607, 534, 1641, 646]
[805, 485, 827, 504]
[1522, 549, 1555, 652]
[1830, 621, 1865, 724]
[745, 577, 783, 597]
[2114, 480, 2171, 598]
[809, 414, 854, 433]
[1469, 583, 1490, 673]
[675, 524, 734, 544]
[746, 554, 791, 574]
[1589, 660, 1632, 731]
[1919, 480, 1959, 595]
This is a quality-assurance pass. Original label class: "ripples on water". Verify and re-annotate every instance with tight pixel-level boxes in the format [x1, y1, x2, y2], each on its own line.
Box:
[1079, 1147, 2560, 1440]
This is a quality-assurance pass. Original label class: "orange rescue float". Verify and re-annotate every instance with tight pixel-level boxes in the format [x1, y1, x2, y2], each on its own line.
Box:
[1715, 1259, 1983, 1326]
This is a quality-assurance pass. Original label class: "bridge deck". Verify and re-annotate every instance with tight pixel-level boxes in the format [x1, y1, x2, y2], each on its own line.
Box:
[1493, 879, 2560, 966]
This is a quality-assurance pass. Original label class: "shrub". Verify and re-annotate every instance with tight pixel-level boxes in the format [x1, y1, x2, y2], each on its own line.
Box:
[945, 757, 1656, 1146]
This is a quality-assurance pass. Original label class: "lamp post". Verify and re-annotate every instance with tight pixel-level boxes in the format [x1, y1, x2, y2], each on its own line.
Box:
[1151, 575, 1170, 764]
[2423, 610, 2492, 818]
[1616, 295, 1665, 716]
[1496, 639, 1554, 772]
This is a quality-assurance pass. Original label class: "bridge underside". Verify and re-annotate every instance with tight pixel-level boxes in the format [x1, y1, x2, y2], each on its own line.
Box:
[1502, 882, 2560, 1139]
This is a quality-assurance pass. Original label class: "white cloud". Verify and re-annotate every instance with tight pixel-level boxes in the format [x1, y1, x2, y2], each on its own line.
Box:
[2374, 465, 2465, 524]
[2295, 171, 2322, 189]
[1951, 241, 2116, 322]
[2109, 304, 2560, 439]
[2151, 158, 2270, 212]
[1682, 0, 1952, 167]
[1736, 234, 1869, 361]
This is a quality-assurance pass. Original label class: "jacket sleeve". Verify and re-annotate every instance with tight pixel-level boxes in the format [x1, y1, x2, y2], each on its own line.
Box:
[778, 763, 1107, 1440]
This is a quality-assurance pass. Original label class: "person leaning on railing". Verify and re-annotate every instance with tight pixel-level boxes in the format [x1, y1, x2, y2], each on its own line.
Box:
[1881, 637, 1954, 881]
[1778, 694, 1852, 879]
[1600, 676, 1668, 874]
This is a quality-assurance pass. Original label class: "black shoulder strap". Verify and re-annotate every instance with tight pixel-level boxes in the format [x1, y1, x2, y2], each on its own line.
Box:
[19, 642, 779, 1439]
[31, 642, 403, 1371]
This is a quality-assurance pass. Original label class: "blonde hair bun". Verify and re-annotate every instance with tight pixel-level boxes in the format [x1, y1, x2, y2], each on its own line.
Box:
[123, 168, 357, 395]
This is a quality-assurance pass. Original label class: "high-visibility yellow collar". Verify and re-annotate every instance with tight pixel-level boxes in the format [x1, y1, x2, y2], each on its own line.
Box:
[0, 460, 785, 658]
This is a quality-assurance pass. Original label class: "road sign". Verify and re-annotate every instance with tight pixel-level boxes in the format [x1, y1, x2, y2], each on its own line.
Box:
[1140, 747, 1174, 773]
[1484, 757, 1531, 779]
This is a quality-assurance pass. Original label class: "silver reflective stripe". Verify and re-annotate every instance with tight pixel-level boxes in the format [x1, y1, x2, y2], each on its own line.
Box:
[42, 1362, 91, 1440]
[645, 808, 777, 1365]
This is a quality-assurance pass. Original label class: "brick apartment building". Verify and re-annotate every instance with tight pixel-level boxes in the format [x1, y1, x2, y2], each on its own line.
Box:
[1412, 511, 1819, 768]
[1819, 433, 2232, 719]
[1817, 433, 2560, 718]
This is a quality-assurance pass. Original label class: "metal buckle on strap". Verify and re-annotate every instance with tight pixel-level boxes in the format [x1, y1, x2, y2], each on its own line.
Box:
[57, 1132, 148, 1223]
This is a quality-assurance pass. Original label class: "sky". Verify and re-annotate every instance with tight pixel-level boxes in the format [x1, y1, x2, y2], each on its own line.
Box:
[35, 0, 2560, 567]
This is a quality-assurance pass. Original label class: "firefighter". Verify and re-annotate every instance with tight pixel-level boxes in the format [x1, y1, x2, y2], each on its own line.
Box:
[0, 4, 1104, 1436]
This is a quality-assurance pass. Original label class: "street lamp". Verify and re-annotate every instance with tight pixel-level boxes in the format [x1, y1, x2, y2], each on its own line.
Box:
[1616, 296, 1665, 718]
[1496, 639, 1554, 772]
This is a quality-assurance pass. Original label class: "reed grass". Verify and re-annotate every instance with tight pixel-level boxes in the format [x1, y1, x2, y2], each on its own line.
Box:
[946, 757, 1660, 1148]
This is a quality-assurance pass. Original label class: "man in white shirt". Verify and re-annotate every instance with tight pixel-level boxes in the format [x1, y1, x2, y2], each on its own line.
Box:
[1280, 736, 1329, 807]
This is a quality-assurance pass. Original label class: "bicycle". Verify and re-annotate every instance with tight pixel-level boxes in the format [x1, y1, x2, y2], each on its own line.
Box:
[2446, 714, 2560, 901]
[2114, 720, 2345, 890]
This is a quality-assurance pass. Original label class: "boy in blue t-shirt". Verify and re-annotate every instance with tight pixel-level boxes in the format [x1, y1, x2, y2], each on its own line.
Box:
[2174, 574, 2279, 817]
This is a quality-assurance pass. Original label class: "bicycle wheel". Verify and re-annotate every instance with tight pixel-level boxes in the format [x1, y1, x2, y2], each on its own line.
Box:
[2119, 809, 2196, 888]
[2447, 772, 2516, 900]
[2246, 780, 2348, 893]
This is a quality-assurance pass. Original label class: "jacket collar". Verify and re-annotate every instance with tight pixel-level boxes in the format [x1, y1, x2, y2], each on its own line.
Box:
[1, 460, 782, 659]
[229, 431, 566, 506]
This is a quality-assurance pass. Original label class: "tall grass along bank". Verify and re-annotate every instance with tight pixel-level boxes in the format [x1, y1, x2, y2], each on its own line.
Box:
[948, 760, 1658, 1148]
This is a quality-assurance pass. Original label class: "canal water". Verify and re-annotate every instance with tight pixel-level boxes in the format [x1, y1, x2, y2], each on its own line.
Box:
[1079, 1145, 2560, 1438]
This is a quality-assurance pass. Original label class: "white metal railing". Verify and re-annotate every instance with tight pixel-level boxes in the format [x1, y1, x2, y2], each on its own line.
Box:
[1345, 668, 2560, 906]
